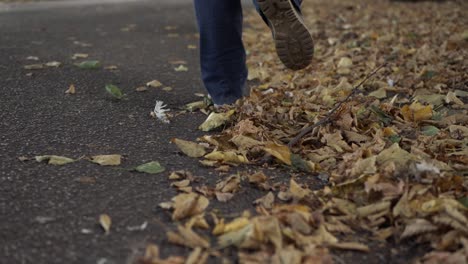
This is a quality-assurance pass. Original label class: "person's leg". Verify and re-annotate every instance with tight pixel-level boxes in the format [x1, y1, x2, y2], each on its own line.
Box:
[252, 0, 313, 71]
[193, 0, 247, 105]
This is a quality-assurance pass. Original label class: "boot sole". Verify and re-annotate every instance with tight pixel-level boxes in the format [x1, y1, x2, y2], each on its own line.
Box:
[258, 0, 314, 70]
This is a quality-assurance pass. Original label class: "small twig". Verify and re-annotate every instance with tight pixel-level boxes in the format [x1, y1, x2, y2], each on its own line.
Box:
[288, 64, 386, 148]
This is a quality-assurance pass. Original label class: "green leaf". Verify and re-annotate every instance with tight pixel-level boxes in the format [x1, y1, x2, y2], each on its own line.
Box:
[105, 84, 123, 99]
[458, 197, 468, 208]
[432, 111, 443, 121]
[76, 60, 101, 69]
[421, 70, 436, 81]
[370, 105, 392, 125]
[388, 135, 401, 143]
[135, 161, 165, 174]
[421, 125, 440, 136]
[291, 154, 312, 173]
[35, 155, 75, 165]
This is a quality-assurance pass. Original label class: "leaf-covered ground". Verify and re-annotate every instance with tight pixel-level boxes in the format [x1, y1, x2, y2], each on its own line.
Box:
[142, 0, 468, 263]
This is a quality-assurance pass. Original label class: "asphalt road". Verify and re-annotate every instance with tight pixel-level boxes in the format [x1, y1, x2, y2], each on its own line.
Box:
[0, 1, 265, 263]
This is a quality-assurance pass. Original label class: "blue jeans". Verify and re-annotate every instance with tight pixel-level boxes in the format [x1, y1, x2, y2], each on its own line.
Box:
[194, 0, 302, 105]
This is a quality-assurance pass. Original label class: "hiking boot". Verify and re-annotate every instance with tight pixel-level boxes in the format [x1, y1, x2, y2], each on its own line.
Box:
[257, 0, 314, 70]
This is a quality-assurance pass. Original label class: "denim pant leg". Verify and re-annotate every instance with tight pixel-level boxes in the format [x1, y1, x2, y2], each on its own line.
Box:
[194, 0, 247, 105]
[252, 0, 303, 24]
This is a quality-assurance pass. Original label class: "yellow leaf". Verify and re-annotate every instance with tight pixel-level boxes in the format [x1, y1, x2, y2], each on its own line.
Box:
[271, 246, 303, 264]
[254, 192, 275, 209]
[322, 131, 352, 152]
[290, 179, 311, 201]
[204, 151, 248, 164]
[401, 102, 432, 122]
[337, 57, 353, 68]
[376, 143, 415, 167]
[356, 201, 391, 218]
[214, 217, 250, 236]
[172, 193, 209, 221]
[99, 214, 111, 234]
[65, 84, 76, 94]
[174, 65, 188, 72]
[35, 155, 75, 165]
[400, 219, 438, 239]
[350, 156, 377, 177]
[185, 247, 209, 264]
[248, 171, 268, 184]
[71, 53, 88, 60]
[215, 192, 234, 202]
[328, 242, 370, 252]
[296, 225, 338, 245]
[171, 179, 191, 188]
[216, 175, 241, 193]
[186, 214, 209, 230]
[90, 154, 121, 166]
[331, 198, 357, 215]
[252, 216, 283, 249]
[171, 138, 206, 158]
[167, 225, 210, 249]
[199, 110, 235, 131]
[263, 142, 291, 165]
[146, 80, 162, 88]
[217, 223, 253, 248]
[143, 244, 160, 260]
[168, 170, 192, 180]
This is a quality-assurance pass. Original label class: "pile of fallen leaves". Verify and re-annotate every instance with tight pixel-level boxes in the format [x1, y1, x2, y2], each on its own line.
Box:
[141, 0, 467, 263]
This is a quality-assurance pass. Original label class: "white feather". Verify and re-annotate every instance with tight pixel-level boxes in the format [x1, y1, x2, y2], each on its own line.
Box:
[153, 100, 170, 123]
